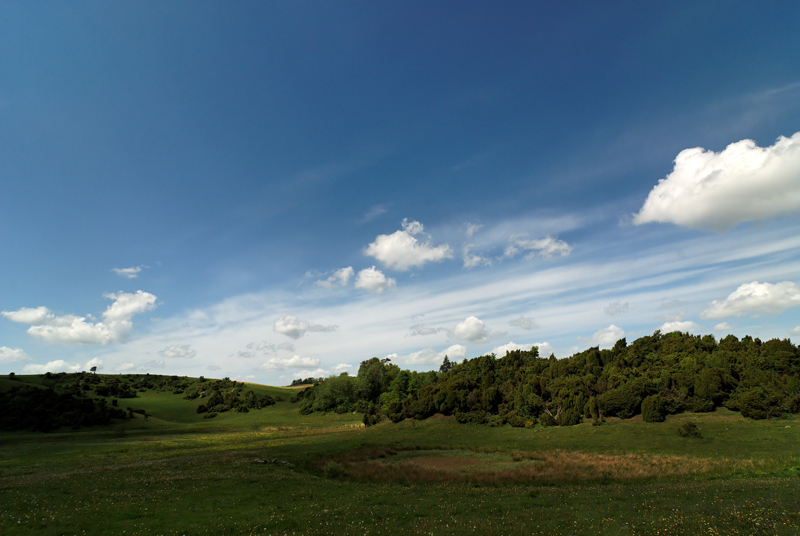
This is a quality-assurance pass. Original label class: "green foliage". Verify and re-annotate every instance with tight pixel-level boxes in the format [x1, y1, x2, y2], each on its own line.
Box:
[641, 395, 666, 423]
[677, 421, 702, 438]
[322, 461, 346, 478]
[293, 332, 800, 428]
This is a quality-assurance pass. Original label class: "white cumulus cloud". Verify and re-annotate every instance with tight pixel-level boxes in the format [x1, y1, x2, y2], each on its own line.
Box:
[579, 325, 625, 349]
[660, 320, 701, 334]
[714, 322, 733, 331]
[159, 344, 196, 358]
[0, 346, 31, 364]
[273, 315, 338, 339]
[259, 355, 321, 372]
[634, 132, 800, 231]
[315, 266, 355, 288]
[364, 219, 452, 271]
[452, 316, 504, 343]
[700, 281, 800, 319]
[387, 344, 467, 366]
[1, 291, 157, 345]
[354, 266, 397, 294]
[22, 360, 82, 374]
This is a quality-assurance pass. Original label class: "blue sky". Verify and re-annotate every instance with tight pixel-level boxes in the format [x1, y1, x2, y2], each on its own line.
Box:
[2, 2, 800, 383]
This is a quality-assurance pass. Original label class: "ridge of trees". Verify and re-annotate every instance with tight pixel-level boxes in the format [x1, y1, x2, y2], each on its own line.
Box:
[292, 331, 800, 426]
[0, 372, 277, 431]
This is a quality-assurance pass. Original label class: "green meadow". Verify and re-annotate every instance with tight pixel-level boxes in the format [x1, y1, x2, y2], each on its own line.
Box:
[1, 375, 799, 535]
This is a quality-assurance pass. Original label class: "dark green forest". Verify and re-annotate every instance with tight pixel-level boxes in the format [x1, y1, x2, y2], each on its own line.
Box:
[293, 331, 800, 426]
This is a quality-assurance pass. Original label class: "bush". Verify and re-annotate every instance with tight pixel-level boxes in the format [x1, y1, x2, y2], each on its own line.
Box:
[738, 387, 782, 420]
[641, 395, 666, 423]
[597, 387, 641, 419]
[677, 421, 701, 438]
[558, 407, 582, 426]
[322, 461, 346, 479]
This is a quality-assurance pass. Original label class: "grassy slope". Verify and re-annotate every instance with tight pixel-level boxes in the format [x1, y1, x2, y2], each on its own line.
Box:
[1, 376, 799, 535]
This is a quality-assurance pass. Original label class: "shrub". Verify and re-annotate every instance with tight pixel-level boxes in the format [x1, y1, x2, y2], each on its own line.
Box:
[323, 461, 346, 478]
[738, 387, 782, 420]
[641, 395, 666, 423]
[558, 407, 582, 426]
[597, 387, 641, 419]
[677, 421, 701, 438]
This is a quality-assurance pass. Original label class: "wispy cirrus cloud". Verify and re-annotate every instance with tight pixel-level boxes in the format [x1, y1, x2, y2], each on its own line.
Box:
[112, 265, 149, 279]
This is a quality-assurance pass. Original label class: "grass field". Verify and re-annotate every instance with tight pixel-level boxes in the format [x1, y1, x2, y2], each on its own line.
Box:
[1, 377, 799, 535]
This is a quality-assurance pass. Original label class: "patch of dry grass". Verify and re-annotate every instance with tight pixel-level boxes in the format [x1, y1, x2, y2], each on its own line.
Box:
[323, 445, 768, 485]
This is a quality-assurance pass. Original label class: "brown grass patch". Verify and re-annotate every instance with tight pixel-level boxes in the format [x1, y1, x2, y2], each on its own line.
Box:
[320, 445, 766, 485]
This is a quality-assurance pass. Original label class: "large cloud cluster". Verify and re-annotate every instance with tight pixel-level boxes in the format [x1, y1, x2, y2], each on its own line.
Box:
[2, 291, 157, 345]
[635, 132, 800, 231]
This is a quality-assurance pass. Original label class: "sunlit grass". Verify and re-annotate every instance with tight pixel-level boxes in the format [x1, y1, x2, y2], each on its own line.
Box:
[1, 386, 799, 535]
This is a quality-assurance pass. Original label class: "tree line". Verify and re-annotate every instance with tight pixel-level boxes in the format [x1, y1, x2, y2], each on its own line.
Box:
[292, 331, 800, 426]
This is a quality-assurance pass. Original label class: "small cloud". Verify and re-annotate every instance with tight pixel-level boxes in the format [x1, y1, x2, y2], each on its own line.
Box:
[273, 316, 338, 339]
[660, 320, 701, 334]
[452, 316, 504, 343]
[579, 325, 625, 349]
[277, 342, 295, 352]
[0, 346, 31, 364]
[207, 365, 222, 371]
[503, 236, 572, 260]
[408, 324, 448, 337]
[359, 204, 390, 223]
[464, 223, 483, 237]
[462, 245, 492, 269]
[604, 302, 629, 316]
[259, 355, 321, 372]
[662, 309, 688, 322]
[634, 132, 800, 231]
[114, 363, 136, 372]
[700, 281, 800, 319]
[158, 344, 196, 359]
[791, 326, 800, 335]
[314, 267, 355, 288]
[354, 266, 397, 294]
[714, 322, 732, 331]
[661, 299, 688, 309]
[509, 316, 538, 330]
[364, 219, 452, 271]
[111, 265, 148, 279]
